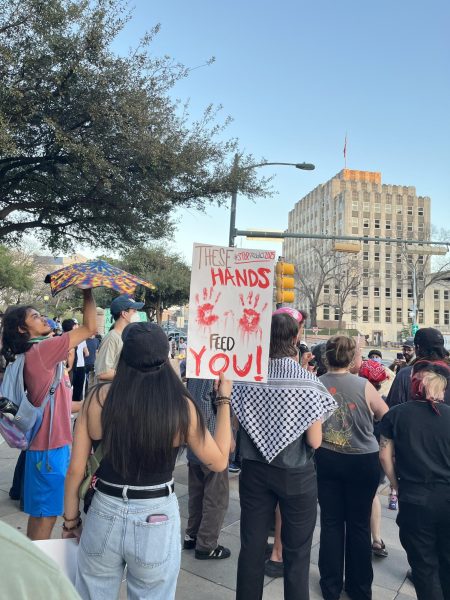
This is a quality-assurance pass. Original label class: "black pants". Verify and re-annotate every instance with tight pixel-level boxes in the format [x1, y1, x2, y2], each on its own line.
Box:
[236, 459, 317, 600]
[315, 448, 379, 600]
[72, 366, 86, 402]
[397, 484, 450, 600]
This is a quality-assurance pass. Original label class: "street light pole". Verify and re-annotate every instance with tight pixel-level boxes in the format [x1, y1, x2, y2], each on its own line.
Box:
[228, 153, 315, 248]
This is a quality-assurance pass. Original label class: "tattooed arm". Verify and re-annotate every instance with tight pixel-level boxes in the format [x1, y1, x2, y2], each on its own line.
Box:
[379, 435, 398, 493]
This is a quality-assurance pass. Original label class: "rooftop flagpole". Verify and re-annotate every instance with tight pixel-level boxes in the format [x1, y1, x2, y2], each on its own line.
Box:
[343, 133, 347, 168]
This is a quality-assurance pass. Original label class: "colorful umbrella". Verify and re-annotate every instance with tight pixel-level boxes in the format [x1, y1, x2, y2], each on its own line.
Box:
[44, 259, 155, 297]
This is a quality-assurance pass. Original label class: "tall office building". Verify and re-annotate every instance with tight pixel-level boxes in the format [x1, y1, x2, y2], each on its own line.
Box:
[283, 169, 449, 343]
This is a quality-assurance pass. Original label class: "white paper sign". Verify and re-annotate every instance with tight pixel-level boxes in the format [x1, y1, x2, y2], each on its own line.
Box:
[33, 538, 78, 584]
[187, 244, 276, 382]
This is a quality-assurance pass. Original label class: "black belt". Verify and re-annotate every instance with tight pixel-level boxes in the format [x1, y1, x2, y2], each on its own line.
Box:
[96, 480, 174, 499]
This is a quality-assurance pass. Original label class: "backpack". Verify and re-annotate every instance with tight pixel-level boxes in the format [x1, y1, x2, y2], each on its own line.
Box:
[0, 353, 64, 449]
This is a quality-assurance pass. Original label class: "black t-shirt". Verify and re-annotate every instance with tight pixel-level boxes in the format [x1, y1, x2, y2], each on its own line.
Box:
[380, 401, 450, 485]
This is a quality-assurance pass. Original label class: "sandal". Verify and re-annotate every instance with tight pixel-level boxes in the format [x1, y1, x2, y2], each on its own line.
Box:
[372, 539, 388, 557]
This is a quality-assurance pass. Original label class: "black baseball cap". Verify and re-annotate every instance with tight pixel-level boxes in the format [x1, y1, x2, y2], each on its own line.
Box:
[368, 349, 382, 359]
[414, 328, 445, 351]
[121, 322, 169, 370]
[110, 294, 144, 315]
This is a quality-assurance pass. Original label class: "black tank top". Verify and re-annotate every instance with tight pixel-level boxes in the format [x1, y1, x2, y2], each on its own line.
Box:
[93, 440, 179, 486]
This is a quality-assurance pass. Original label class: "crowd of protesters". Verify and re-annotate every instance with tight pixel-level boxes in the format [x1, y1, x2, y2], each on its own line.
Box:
[0, 292, 450, 600]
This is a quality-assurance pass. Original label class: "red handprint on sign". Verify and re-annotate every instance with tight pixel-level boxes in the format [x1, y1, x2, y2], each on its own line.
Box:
[195, 287, 221, 328]
[237, 291, 267, 343]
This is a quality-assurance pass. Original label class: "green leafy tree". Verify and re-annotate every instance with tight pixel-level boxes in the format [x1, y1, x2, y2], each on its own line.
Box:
[0, 245, 34, 306]
[121, 246, 191, 324]
[0, 0, 271, 252]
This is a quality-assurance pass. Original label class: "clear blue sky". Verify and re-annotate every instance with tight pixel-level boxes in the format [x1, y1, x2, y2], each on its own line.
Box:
[112, 0, 450, 263]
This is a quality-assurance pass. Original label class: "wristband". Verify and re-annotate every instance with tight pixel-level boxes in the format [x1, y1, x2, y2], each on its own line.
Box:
[62, 518, 82, 532]
[62, 510, 81, 522]
[215, 396, 231, 402]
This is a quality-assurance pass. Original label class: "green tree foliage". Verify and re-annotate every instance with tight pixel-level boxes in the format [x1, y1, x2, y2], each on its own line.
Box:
[121, 246, 191, 323]
[0, 0, 271, 252]
[0, 245, 34, 303]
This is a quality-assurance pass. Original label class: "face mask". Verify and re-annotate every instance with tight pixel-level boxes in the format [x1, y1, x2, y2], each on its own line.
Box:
[370, 356, 382, 363]
[129, 312, 141, 323]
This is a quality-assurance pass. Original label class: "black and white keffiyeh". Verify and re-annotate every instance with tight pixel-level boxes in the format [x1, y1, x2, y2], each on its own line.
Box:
[231, 357, 337, 462]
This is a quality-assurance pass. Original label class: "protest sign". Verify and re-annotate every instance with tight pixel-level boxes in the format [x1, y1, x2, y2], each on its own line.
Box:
[187, 244, 276, 382]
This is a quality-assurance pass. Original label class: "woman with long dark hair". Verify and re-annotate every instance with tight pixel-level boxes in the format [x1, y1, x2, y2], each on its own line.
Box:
[63, 322, 232, 600]
[232, 312, 337, 600]
[317, 335, 388, 600]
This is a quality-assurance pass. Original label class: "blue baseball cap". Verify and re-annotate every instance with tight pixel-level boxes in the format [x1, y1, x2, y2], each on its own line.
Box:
[110, 295, 144, 315]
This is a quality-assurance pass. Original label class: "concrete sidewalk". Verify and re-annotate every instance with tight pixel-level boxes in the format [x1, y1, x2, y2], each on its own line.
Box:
[0, 443, 417, 600]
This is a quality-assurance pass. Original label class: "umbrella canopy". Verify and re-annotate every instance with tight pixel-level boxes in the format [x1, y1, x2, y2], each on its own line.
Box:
[44, 259, 155, 297]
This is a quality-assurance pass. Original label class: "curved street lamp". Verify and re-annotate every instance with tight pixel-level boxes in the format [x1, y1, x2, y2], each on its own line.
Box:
[228, 154, 315, 247]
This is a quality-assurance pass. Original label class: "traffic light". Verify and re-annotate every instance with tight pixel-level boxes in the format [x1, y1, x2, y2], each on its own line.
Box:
[275, 261, 295, 303]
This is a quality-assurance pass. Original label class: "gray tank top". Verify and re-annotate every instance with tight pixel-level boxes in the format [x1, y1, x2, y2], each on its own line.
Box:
[319, 372, 378, 454]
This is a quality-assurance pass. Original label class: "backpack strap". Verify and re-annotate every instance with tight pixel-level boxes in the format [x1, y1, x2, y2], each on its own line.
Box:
[45, 362, 64, 449]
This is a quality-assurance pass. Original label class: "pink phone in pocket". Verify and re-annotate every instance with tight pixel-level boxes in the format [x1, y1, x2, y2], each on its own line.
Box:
[146, 514, 168, 523]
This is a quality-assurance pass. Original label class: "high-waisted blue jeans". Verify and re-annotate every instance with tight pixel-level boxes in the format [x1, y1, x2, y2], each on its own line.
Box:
[76, 488, 181, 600]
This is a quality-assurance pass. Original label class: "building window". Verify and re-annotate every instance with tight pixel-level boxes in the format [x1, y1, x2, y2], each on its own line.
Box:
[407, 206, 413, 215]
[445, 290, 449, 300]
[363, 201, 370, 211]
[396, 288, 402, 298]
[363, 218, 369, 228]
[351, 306, 357, 321]
[417, 255, 424, 264]
[396, 221, 403, 231]
[374, 287, 380, 297]
[363, 251, 369, 261]
[434, 310, 440, 325]
[323, 304, 330, 320]
[363, 286, 369, 296]
[385, 220, 391, 230]
[324, 284, 330, 295]
[385, 204, 392, 214]
[445, 310, 450, 326]
[418, 223, 424, 232]
[386, 252, 391, 262]
[397, 195, 403, 204]
[396, 205, 402, 214]
[374, 219, 380, 229]
[374, 252, 380, 262]
[396, 308, 402, 323]
[363, 307, 369, 322]
[386, 287, 391, 298]
[396, 254, 402, 263]
[334, 286, 340, 295]
[351, 217, 359, 228]
[385, 307, 391, 323]
[374, 307, 380, 322]
[418, 207, 424, 216]
[374, 236, 380, 245]
[386, 269, 391, 278]
[374, 203, 381, 213]
[334, 307, 340, 321]
[351, 288, 358, 296]
[352, 201, 359, 211]
[363, 267, 369, 277]
[418, 309, 424, 322]
[407, 223, 413, 232]
[434, 290, 440, 300]
[408, 288, 413, 298]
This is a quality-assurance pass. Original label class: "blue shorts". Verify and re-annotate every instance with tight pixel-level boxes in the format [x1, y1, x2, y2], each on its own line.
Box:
[24, 446, 71, 517]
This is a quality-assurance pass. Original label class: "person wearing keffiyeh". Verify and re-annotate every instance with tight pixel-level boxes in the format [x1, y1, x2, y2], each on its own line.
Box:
[380, 360, 450, 600]
[232, 312, 337, 600]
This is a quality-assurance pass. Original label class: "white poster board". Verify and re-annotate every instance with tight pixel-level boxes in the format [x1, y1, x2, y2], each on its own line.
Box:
[33, 538, 78, 584]
[187, 244, 276, 382]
